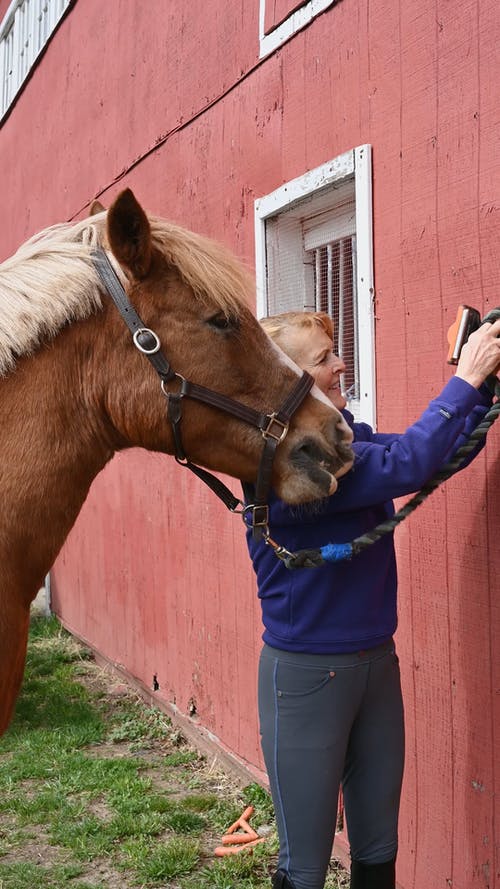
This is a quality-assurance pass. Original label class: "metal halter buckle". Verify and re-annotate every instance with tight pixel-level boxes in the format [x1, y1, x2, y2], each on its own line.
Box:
[241, 503, 269, 529]
[252, 504, 270, 527]
[133, 327, 161, 354]
[262, 413, 289, 443]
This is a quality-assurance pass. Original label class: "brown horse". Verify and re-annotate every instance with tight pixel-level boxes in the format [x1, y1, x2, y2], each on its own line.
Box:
[0, 189, 353, 734]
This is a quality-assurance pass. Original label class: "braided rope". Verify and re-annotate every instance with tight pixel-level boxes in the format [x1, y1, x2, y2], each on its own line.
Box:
[348, 382, 500, 558]
[280, 308, 500, 570]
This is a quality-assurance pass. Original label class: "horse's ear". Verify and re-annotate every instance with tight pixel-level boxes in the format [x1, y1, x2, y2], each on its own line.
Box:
[106, 189, 152, 279]
[89, 199, 106, 216]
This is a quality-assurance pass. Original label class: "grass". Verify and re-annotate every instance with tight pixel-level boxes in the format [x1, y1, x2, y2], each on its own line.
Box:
[0, 615, 349, 889]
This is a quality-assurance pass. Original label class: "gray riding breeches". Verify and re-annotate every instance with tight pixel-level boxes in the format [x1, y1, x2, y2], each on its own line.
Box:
[258, 640, 405, 889]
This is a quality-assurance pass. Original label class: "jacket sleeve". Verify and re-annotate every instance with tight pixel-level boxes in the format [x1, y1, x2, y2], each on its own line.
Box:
[440, 383, 493, 470]
[323, 376, 492, 512]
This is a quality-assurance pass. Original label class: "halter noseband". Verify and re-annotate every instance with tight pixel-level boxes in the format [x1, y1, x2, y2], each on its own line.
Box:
[91, 248, 314, 539]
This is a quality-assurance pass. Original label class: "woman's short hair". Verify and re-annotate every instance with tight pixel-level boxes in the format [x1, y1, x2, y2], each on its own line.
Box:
[260, 311, 333, 360]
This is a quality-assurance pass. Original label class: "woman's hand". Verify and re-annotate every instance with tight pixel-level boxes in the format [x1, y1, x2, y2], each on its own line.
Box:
[455, 318, 500, 388]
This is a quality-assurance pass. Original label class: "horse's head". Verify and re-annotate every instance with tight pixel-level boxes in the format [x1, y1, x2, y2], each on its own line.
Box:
[92, 189, 353, 504]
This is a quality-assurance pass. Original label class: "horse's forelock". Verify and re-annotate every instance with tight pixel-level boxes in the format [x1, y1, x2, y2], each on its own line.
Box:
[149, 218, 254, 318]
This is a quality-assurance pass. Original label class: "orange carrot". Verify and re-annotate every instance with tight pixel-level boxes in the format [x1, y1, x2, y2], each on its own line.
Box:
[238, 818, 258, 838]
[221, 832, 258, 845]
[214, 837, 266, 857]
[225, 805, 254, 834]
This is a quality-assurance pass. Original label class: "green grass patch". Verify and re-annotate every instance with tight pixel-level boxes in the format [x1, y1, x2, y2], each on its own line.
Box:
[0, 615, 348, 888]
[106, 698, 173, 746]
[164, 749, 199, 766]
[0, 862, 90, 889]
[123, 836, 201, 882]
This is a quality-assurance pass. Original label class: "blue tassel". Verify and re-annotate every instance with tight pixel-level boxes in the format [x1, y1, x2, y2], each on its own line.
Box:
[320, 543, 353, 562]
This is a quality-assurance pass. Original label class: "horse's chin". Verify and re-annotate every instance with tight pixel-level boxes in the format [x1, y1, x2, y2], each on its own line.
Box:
[275, 442, 354, 504]
[275, 465, 335, 505]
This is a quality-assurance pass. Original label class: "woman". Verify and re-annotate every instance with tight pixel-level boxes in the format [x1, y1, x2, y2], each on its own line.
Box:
[245, 311, 500, 889]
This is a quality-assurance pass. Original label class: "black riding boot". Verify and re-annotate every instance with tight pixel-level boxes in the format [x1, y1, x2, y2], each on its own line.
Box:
[350, 857, 396, 889]
[271, 869, 298, 889]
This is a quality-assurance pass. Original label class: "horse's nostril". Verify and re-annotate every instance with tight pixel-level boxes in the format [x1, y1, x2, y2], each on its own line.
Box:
[337, 415, 354, 445]
[325, 414, 353, 448]
[291, 439, 326, 467]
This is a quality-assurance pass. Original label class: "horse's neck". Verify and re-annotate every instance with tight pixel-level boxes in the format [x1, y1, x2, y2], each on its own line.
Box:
[0, 342, 115, 606]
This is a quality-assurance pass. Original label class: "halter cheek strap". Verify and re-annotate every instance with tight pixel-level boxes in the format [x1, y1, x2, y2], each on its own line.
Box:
[91, 248, 176, 384]
[91, 248, 314, 539]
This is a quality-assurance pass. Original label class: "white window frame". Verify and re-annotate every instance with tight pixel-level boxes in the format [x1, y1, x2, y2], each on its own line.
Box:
[259, 0, 337, 59]
[254, 144, 376, 427]
[1, 0, 71, 120]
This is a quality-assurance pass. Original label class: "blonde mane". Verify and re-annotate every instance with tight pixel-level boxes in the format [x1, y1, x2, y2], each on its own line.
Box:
[0, 211, 253, 377]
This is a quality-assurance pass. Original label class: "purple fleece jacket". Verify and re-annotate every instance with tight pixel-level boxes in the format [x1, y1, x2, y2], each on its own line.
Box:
[245, 376, 492, 653]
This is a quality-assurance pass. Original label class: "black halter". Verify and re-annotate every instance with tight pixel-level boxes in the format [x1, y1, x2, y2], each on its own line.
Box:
[91, 248, 314, 539]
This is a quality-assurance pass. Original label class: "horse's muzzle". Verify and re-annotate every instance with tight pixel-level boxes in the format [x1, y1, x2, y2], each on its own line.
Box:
[289, 432, 354, 495]
[287, 407, 353, 497]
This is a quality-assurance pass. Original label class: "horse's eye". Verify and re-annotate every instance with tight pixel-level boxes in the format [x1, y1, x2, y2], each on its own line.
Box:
[207, 313, 235, 331]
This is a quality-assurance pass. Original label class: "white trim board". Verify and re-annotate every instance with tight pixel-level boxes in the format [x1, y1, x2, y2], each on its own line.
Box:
[259, 0, 336, 59]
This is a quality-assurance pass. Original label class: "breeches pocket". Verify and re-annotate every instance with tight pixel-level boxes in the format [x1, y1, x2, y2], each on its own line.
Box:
[274, 661, 336, 698]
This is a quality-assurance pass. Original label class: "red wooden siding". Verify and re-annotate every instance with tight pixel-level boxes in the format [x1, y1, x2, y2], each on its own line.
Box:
[1, 2, 499, 888]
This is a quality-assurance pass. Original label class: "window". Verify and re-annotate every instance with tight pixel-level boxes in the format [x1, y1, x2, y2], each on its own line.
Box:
[259, 0, 338, 59]
[1, 0, 71, 119]
[255, 145, 375, 425]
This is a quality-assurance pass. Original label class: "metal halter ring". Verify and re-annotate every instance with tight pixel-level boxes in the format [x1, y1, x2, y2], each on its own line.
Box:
[160, 373, 186, 397]
[133, 327, 161, 354]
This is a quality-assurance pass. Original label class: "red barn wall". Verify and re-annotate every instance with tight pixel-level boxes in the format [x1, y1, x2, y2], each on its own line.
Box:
[1, 2, 499, 888]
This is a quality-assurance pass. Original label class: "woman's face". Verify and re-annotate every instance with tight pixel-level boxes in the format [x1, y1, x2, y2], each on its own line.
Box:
[284, 324, 347, 410]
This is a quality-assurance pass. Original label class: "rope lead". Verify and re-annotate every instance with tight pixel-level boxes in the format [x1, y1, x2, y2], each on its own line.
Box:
[282, 374, 500, 570]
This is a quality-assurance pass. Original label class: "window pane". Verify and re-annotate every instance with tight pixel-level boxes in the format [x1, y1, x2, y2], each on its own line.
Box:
[1, 0, 70, 118]
[309, 236, 359, 402]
